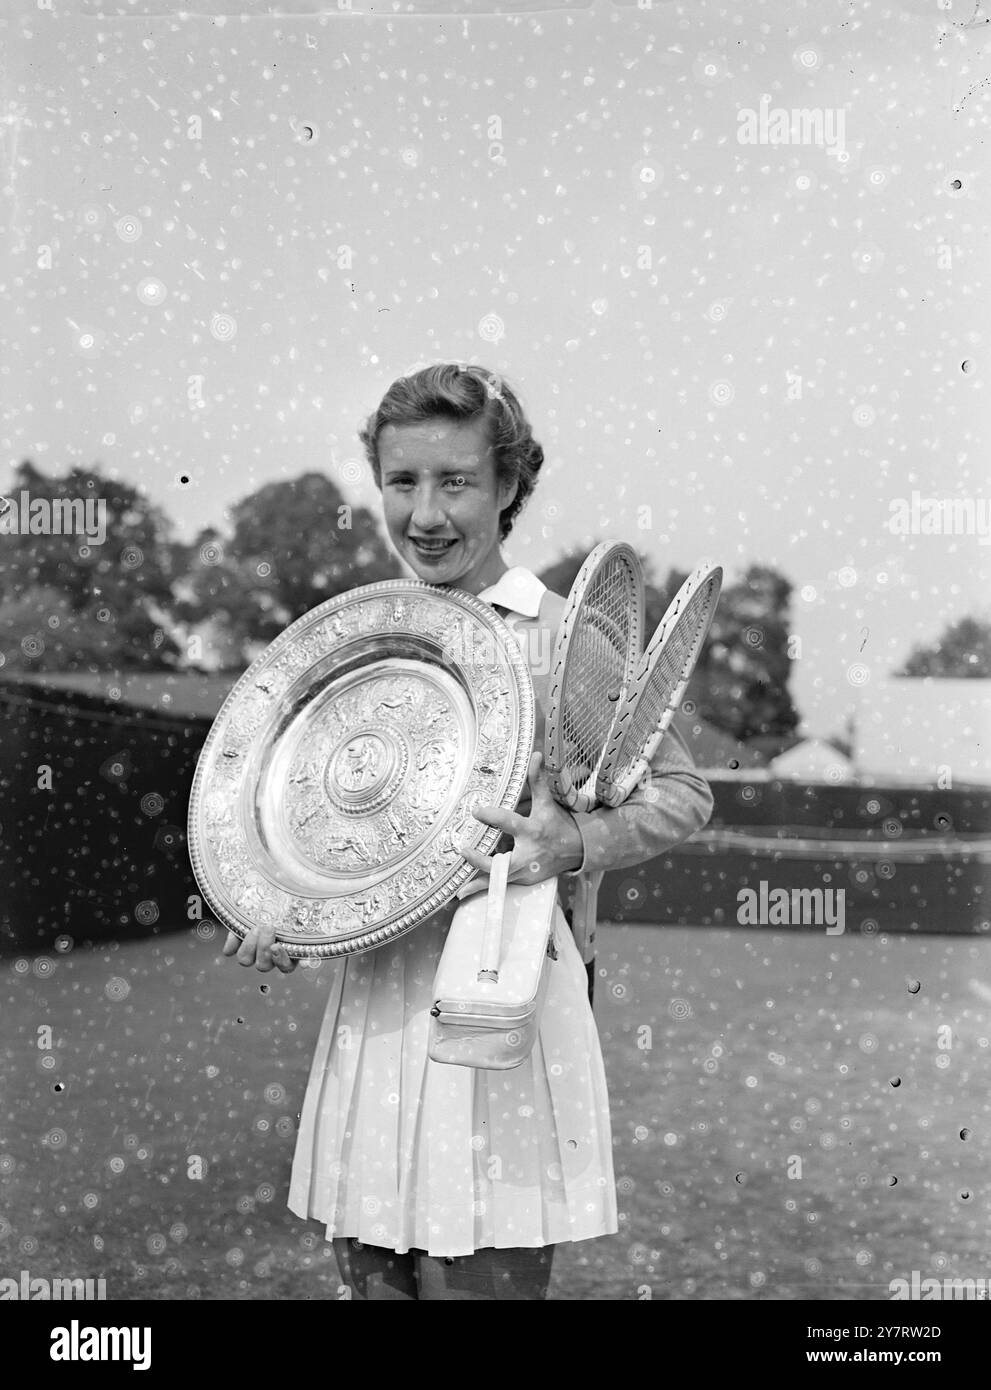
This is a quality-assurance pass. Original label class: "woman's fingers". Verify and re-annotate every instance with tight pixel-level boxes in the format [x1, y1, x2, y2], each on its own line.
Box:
[456, 865, 530, 900]
[221, 925, 296, 973]
[460, 845, 493, 875]
[461, 843, 535, 885]
[272, 943, 299, 974]
[469, 802, 520, 835]
[235, 928, 260, 966]
[526, 749, 544, 789]
[253, 921, 280, 972]
[527, 749, 553, 804]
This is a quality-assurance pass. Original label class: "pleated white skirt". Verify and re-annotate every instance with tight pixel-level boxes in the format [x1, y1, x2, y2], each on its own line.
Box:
[287, 897, 618, 1257]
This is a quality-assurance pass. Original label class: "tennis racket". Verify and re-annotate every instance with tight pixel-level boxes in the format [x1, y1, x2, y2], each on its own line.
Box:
[544, 541, 644, 992]
[595, 560, 722, 808]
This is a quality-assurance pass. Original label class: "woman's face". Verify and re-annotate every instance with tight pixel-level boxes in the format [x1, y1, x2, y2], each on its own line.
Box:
[377, 416, 517, 594]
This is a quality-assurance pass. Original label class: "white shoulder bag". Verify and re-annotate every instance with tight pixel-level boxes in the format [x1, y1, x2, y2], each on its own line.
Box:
[428, 852, 559, 1070]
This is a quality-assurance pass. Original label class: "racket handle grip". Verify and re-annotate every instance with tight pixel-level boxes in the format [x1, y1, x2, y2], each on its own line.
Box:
[477, 851, 512, 982]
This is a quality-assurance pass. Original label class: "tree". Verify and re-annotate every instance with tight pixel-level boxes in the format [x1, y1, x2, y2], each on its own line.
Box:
[173, 473, 399, 666]
[700, 564, 799, 744]
[0, 460, 181, 671]
[0, 585, 124, 671]
[537, 550, 586, 602]
[895, 615, 991, 678]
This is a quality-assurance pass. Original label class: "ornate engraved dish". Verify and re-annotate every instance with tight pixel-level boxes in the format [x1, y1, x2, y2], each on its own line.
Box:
[188, 580, 535, 957]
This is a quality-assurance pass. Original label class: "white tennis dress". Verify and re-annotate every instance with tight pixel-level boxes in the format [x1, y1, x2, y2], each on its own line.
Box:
[287, 567, 619, 1257]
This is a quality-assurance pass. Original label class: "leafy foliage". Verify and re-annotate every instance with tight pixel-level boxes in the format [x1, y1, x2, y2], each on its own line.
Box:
[0, 461, 179, 671]
[172, 473, 399, 666]
[894, 615, 991, 678]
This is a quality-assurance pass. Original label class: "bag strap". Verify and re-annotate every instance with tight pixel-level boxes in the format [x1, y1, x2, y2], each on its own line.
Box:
[476, 851, 512, 982]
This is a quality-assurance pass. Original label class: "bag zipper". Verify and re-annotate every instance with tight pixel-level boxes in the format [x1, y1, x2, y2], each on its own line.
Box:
[430, 936, 557, 1027]
[430, 1005, 533, 1027]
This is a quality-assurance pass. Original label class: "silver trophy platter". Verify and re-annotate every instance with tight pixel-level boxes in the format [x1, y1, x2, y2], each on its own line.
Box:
[187, 580, 535, 957]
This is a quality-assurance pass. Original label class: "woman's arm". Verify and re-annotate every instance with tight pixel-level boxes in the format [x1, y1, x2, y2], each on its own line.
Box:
[463, 586, 714, 889]
[562, 721, 714, 875]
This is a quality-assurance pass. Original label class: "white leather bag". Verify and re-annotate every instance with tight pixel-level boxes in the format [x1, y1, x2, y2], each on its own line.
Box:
[428, 853, 559, 1070]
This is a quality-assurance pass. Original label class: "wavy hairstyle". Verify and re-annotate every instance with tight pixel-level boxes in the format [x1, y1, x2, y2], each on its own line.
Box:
[358, 363, 544, 541]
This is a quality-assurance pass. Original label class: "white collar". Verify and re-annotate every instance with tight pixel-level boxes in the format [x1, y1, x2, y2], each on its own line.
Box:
[475, 565, 545, 618]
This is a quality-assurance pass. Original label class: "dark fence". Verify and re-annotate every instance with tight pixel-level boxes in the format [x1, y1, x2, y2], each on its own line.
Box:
[709, 777, 991, 836]
[0, 682, 205, 953]
[1, 678, 989, 951]
[603, 777, 991, 934]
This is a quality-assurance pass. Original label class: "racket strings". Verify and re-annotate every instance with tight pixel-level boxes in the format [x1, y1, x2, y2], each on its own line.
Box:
[614, 575, 719, 779]
[560, 565, 638, 780]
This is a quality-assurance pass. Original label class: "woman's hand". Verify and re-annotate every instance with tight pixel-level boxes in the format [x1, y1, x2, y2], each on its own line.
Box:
[459, 751, 583, 897]
[222, 921, 298, 974]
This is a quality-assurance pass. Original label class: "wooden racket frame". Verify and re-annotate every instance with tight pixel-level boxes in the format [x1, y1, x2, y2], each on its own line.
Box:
[544, 540, 644, 813]
[543, 541, 644, 992]
[594, 560, 723, 809]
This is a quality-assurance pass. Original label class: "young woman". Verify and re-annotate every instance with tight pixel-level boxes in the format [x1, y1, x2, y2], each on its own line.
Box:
[224, 363, 714, 1300]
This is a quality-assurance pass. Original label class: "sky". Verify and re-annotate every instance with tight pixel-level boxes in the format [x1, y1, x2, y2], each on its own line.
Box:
[2, 0, 989, 749]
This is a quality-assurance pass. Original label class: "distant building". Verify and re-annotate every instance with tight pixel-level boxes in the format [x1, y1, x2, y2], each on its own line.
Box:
[670, 710, 769, 777]
[769, 737, 855, 783]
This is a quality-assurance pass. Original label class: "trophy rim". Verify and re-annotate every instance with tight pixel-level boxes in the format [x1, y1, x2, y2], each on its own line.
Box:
[187, 578, 535, 957]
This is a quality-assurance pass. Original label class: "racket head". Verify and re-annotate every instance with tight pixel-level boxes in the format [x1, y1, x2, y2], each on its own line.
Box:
[544, 541, 644, 811]
[595, 560, 722, 807]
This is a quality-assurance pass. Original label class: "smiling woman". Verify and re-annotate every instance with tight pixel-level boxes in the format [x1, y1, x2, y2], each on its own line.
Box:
[358, 363, 544, 595]
[224, 361, 714, 1300]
